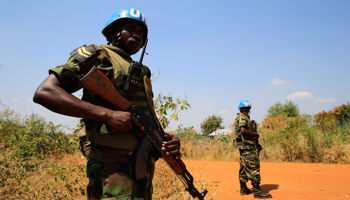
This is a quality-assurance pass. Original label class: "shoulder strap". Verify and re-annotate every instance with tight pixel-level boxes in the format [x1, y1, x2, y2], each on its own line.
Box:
[70, 44, 100, 63]
[100, 46, 131, 75]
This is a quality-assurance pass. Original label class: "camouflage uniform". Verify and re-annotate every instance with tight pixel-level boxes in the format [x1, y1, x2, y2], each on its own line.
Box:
[234, 112, 261, 184]
[50, 44, 163, 199]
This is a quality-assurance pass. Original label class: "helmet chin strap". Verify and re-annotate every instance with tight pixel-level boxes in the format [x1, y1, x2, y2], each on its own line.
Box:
[240, 108, 251, 115]
[110, 31, 122, 46]
[243, 111, 250, 115]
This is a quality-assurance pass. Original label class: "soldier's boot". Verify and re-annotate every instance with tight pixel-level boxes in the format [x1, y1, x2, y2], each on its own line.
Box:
[240, 182, 252, 195]
[252, 182, 272, 199]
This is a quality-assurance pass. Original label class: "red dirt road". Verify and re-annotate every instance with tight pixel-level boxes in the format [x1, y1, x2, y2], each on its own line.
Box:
[184, 160, 350, 200]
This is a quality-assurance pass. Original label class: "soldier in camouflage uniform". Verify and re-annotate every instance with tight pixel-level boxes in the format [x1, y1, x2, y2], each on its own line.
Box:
[33, 8, 182, 200]
[234, 100, 272, 198]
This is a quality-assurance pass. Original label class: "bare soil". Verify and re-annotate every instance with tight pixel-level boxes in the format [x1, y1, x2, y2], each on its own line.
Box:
[184, 160, 350, 200]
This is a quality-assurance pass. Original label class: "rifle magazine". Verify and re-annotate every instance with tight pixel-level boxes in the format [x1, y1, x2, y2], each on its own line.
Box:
[135, 138, 153, 181]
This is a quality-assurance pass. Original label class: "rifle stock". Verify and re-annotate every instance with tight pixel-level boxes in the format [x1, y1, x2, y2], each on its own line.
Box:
[80, 66, 207, 199]
[80, 66, 131, 110]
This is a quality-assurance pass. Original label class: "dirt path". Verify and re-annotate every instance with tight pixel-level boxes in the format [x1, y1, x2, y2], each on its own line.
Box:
[183, 160, 350, 200]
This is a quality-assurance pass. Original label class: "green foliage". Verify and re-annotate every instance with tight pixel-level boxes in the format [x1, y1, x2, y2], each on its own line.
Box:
[267, 100, 300, 118]
[0, 104, 78, 197]
[333, 102, 350, 126]
[200, 115, 224, 137]
[154, 93, 191, 129]
[176, 124, 195, 139]
[216, 134, 232, 143]
[175, 124, 207, 141]
[0, 106, 75, 163]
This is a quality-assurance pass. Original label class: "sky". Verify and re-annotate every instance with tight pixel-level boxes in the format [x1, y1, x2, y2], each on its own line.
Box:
[0, 0, 349, 133]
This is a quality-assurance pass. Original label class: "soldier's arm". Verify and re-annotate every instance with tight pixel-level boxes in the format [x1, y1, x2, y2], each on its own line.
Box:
[33, 74, 143, 132]
[240, 127, 259, 139]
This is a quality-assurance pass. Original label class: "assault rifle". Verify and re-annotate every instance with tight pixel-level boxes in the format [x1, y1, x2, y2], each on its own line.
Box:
[252, 120, 262, 157]
[80, 67, 207, 199]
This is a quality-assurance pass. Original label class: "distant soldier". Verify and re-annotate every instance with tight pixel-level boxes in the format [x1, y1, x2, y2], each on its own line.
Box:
[234, 100, 272, 198]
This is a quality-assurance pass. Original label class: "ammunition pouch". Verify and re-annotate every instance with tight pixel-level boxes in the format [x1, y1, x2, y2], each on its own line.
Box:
[235, 138, 243, 146]
[78, 136, 92, 159]
[77, 127, 92, 159]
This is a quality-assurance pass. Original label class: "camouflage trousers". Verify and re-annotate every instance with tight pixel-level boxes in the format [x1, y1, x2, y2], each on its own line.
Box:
[238, 144, 261, 184]
[86, 158, 155, 200]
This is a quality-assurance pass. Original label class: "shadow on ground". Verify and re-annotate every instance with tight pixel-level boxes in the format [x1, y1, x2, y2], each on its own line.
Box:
[261, 184, 279, 193]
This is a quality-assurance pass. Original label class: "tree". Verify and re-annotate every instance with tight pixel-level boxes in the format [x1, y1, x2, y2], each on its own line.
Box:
[314, 102, 350, 128]
[267, 100, 300, 118]
[332, 102, 350, 126]
[200, 115, 224, 137]
[154, 93, 191, 129]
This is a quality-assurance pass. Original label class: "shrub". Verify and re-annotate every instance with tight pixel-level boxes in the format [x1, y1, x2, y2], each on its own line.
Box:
[0, 109, 75, 161]
[0, 106, 76, 197]
[260, 113, 350, 163]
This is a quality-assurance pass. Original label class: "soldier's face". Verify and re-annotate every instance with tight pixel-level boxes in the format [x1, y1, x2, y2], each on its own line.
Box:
[242, 107, 251, 114]
[118, 21, 145, 55]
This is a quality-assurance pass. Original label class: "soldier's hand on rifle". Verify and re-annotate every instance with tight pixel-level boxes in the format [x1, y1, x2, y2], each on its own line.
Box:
[162, 134, 182, 159]
[254, 132, 260, 140]
[104, 110, 144, 133]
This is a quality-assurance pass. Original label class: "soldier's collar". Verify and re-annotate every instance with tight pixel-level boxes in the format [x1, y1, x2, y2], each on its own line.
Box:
[101, 45, 131, 59]
[240, 111, 250, 119]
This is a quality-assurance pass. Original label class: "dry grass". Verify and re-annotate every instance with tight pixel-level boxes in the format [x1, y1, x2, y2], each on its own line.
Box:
[0, 134, 348, 199]
[180, 139, 239, 162]
[0, 106, 208, 199]
[1, 105, 349, 199]
[258, 115, 350, 164]
[0, 151, 209, 200]
[153, 159, 208, 200]
[0, 151, 87, 199]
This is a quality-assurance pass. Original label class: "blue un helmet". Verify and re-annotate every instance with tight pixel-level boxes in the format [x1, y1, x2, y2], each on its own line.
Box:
[102, 8, 148, 47]
[238, 100, 251, 109]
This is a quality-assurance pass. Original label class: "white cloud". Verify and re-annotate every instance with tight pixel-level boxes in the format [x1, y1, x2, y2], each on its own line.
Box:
[11, 99, 20, 102]
[315, 98, 336, 103]
[270, 78, 287, 85]
[218, 110, 230, 114]
[286, 92, 314, 100]
[302, 84, 306, 87]
[204, 103, 214, 108]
